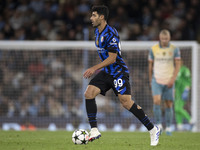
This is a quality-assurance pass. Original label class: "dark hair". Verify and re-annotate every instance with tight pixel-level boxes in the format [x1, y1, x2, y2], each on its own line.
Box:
[91, 5, 109, 21]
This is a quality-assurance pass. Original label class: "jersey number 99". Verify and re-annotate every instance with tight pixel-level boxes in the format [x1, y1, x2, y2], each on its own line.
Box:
[114, 79, 123, 88]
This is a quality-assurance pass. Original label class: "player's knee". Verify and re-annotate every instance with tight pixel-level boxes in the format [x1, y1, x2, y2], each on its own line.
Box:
[153, 100, 161, 105]
[84, 85, 100, 99]
[120, 99, 132, 110]
[84, 89, 98, 99]
[165, 101, 173, 108]
[122, 102, 129, 109]
[153, 96, 161, 105]
[84, 90, 94, 99]
[174, 107, 180, 113]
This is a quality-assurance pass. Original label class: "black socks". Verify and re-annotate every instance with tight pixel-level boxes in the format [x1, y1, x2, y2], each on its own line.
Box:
[86, 99, 154, 131]
[85, 99, 97, 128]
[129, 103, 154, 131]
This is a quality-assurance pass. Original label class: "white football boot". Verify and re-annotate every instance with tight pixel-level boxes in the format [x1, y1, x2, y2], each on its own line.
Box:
[157, 124, 163, 135]
[165, 126, 172, 136]
[149, 126, 160, 146]
[89, 128, 101, 142]
[177, 124, 183, 131]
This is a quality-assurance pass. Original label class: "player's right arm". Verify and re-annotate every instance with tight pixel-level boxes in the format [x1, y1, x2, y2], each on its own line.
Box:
[148, 48, 154, 87]
[83, 52, 117, 79]
[83, 28, 119, 79]
[148, 61, 153, 86]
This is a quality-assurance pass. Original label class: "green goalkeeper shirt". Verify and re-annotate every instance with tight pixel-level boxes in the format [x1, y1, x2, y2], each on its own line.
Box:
[175, 65, 191, 99]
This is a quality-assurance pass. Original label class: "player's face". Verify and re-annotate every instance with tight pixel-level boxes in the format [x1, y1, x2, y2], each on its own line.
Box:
[90, 11, 101, 28]
[159, 34, 170, 47]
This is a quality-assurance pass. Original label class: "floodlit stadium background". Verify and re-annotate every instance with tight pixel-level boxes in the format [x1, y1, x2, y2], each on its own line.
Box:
[0, 0, 199, 131]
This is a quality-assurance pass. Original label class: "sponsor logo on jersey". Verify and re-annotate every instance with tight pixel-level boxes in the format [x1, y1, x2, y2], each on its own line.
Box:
[97, 47, 105, 53]
[155, 58, 173, 62]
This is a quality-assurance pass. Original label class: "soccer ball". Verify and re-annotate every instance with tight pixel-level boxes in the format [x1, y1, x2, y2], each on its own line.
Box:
[72, 129, 89, 145]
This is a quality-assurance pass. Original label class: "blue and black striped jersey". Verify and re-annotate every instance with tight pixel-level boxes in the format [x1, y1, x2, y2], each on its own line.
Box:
[94, 24, 129, 77]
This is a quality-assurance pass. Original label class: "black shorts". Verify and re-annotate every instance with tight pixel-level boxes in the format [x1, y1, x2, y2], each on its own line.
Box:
[89, 71, 131, 96]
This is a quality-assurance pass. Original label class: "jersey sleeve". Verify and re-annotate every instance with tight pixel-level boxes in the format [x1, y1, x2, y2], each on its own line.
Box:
[105, 28, 120, 53]
[148, 48, 154, 61]
[174, 47, 181, 59]
[106, 36, 119, 53]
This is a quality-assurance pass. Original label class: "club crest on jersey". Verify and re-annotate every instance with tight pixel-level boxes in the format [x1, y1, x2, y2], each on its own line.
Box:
[100, 36, 104, 42]
[163, 52, 166, 56]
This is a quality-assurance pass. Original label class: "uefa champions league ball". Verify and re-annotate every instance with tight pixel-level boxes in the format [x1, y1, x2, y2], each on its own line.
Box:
[72, 129, 89, 145]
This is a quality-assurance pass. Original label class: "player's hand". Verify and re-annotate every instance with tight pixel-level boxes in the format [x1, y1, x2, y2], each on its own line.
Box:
[83, 67, 96, 79]
[182, 88, 190, 101]
[167, 78, 174, 88]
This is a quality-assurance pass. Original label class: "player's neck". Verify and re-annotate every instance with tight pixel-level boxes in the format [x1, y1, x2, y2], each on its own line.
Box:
[160, 42, 169, 48]
[98, 21, 107, 33]
[161, 44, 167, 48]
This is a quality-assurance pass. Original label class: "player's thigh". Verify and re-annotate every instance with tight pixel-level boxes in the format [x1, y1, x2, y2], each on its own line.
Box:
[153, 95, 162, 105]
[89, 71, 111, 96]
[164, 100, 173, 108]
[151, 77, 162, 96]
[174, 100, 183, 112]
[162, 85, 174, 103]
[151, 78, 162, 105]
[84, 85, 101, 99]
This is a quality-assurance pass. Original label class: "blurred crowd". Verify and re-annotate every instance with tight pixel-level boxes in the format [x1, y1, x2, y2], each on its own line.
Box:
[0, 50, 84, 118]
[0, 0, 200, 41]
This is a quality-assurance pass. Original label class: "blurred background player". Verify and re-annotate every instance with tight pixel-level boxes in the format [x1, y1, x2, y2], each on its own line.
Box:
[148, 29, 181, 135]
[84, 5, 160, 146]
[174, 60, 193, 131]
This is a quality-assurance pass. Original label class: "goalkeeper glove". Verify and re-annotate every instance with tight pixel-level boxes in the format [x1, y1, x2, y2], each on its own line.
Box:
[182, 88, 190, 101]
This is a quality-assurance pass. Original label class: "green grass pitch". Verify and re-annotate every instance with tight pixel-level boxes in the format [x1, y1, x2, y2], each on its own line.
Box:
[0, 131, 200, 150]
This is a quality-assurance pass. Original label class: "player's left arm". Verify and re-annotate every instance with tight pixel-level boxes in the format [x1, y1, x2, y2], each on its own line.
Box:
[83, 52, 117, 79]
[167, 48, 181, 88]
